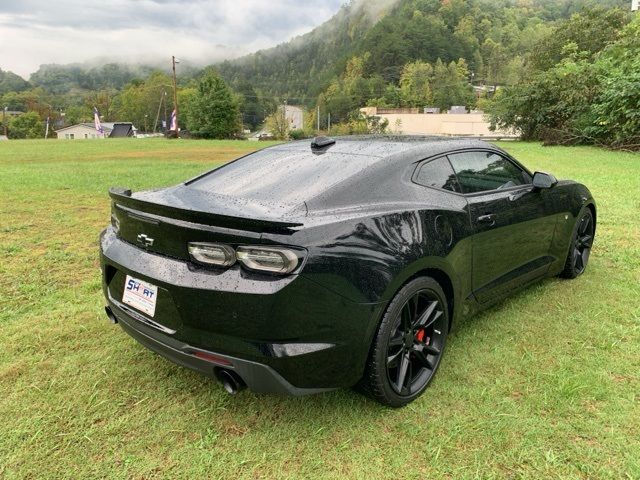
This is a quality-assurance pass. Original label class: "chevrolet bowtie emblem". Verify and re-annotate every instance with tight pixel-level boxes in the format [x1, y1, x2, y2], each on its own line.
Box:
[136, 233, 154, 248]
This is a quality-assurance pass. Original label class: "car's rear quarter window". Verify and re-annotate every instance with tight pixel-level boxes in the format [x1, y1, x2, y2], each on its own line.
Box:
[414, 156, 460, 193]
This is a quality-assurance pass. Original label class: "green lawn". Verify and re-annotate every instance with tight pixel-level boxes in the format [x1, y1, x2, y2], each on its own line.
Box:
[1, 139, 638, 479]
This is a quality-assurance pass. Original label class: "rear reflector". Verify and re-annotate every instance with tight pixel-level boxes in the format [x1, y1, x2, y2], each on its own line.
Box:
[192, 351, 232, 366]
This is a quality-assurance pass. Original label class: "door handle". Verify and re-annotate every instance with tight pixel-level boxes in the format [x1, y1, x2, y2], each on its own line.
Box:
[477, 214, 496, 226]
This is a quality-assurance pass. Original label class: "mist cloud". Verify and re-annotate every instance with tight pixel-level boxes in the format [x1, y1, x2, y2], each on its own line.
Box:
[0, 0, 345, 78]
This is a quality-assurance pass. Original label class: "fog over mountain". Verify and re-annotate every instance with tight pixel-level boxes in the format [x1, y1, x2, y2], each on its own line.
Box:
[0, 0, 346, 78]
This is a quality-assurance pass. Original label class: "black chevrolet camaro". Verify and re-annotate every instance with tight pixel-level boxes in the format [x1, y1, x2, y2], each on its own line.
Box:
[100, 136, 596, 407]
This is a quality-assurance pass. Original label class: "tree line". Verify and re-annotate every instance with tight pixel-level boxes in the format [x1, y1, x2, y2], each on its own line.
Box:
[486, 9, 640, 150]
[0, 0, 636, 143]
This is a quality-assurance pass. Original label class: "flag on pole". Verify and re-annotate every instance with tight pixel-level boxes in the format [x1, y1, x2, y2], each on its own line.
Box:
[93, 107, 104, 136]
[170, 109, 177, 131]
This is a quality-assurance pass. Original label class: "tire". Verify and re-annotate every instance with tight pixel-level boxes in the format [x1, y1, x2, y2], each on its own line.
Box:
[361, 276, 449, 408]
[560, 208, 595, 279]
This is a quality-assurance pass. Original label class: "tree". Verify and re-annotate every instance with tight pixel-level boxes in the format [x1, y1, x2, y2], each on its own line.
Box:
[63, 105, 92, 126]
[84, 89, 117, 121]
[431, 59, 474, 110]
[0, 69, 30, 95]
[183, 69, 239, 139]
[265, 106, 290, 140]
[527, 7, 630, 72]
[481, 39, 508, 88]
[486, 53, 598, 141]
[399, 61, 434, 107]
[235, 81, 264, 131]
[587, 16, 640, 148]
[112, 72, 173, 131]
[485, 9, 639, 149]
[368, 84, 403, 108]
[8, 111, 43, 139]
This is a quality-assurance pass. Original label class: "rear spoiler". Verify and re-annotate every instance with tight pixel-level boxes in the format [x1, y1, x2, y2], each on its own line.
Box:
[109, 187, 303, 233]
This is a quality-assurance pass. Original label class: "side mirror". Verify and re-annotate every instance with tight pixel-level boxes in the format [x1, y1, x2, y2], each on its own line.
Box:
[532, 171, 557, 189]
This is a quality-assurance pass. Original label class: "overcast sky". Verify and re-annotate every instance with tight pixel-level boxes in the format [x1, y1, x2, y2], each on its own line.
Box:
[0, 0, 345, 79]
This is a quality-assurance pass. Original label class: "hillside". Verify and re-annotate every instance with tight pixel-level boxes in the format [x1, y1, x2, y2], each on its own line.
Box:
[0, 68, 30, 95]
[2, 0, 630, 102]
[215, 0, 400, 103]
[214, 0, 631, 104]
[0, 0, 634, 140]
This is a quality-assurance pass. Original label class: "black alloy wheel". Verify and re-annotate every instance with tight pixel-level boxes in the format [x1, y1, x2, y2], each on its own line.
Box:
[561, 209, 595, 279]
[361, 276, 448, 407]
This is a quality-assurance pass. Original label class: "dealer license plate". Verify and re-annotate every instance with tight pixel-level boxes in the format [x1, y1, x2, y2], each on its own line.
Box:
[122, 275, 158, 317]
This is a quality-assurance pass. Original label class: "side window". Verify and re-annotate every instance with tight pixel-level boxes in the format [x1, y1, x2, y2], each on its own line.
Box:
[447, 151, 530, 194]
[414, 156, 460, 193]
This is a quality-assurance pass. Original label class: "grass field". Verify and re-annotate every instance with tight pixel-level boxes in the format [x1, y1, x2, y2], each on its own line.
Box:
[1, 138, 638, 479]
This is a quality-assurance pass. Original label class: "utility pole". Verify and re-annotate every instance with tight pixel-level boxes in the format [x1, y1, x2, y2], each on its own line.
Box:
[283, 99, 287, 137]
[328, 112, 331, 133]
[153, 90, 163, 133]
[317, 105, 320, 133]
[44, 104, 51, 139]
[171, 56, 179, 135]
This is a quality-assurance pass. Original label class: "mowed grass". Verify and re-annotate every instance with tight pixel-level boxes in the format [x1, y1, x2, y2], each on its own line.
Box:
[0, 138, 638, 479]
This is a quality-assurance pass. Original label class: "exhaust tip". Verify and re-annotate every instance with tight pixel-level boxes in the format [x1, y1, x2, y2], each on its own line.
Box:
[215, 368, 245, 395]
[104, 306, 118, 324]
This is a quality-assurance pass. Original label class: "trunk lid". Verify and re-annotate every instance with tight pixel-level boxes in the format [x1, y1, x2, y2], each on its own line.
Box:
[109, 186, 303, 260]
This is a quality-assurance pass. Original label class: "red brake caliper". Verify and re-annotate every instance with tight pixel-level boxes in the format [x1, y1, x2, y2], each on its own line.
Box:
[415, 329, 425, 342]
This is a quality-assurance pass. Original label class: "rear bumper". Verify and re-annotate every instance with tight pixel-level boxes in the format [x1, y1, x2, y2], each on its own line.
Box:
[100, 227, 382, 392]
[107, 301, 333, 395]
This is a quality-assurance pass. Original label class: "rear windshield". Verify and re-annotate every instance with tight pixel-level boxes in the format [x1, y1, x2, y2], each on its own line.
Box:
[188, 147, 382, 205]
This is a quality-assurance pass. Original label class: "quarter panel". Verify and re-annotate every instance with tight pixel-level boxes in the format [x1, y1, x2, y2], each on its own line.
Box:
[267, 186, 474, 327]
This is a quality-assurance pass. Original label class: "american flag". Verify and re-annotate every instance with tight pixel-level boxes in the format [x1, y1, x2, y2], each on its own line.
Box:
[93, 107, 104, 135]
[170, 109, 177, 131]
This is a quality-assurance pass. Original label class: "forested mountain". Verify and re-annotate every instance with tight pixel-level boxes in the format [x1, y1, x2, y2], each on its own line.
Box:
[0, 0, 635, 143]
[0, 69, 30, 95]
[2, 0, 630, 101]
[215, 0, 630, 102]
[215, 0, 400, 103]
[27, 62, 202, 95]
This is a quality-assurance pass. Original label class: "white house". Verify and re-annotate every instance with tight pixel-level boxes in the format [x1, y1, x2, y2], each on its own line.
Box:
[633, 0, 639, 11]
[55, 123, 106, 139]
[55, 122, 136, 139]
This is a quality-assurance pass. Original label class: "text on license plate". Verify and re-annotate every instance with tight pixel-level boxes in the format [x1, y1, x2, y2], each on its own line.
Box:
[122, 275, 158, 317]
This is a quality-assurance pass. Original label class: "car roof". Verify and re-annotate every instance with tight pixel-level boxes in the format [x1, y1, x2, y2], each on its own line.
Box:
[183, 136, 506, 219]
[276, 135, 497, 161]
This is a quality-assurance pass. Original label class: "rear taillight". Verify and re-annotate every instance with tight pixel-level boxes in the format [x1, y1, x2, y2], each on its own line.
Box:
[236, 246, 300, 274]
[187, 243, 303, 275]
[188, 243, 236, 267]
